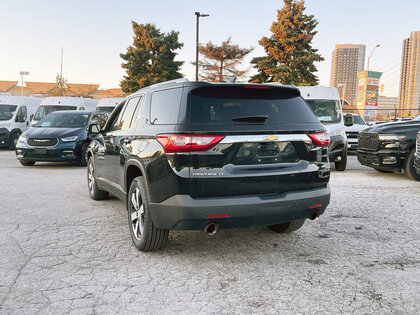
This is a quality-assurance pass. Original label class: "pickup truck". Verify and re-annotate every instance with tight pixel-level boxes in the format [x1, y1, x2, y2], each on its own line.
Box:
[357, 115, 420, 181]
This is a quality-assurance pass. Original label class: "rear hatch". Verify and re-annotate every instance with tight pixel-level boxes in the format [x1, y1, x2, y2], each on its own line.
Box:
[160, 84, 329, 198]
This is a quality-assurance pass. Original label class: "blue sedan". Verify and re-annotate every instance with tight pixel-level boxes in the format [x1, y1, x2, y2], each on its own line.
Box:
[16, 111, 107, 166]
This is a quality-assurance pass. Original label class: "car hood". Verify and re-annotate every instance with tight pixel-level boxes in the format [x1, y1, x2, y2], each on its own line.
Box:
[364, 120, 420, 134]
[23, 127, 85, 139]
[345, 124, 368, 132]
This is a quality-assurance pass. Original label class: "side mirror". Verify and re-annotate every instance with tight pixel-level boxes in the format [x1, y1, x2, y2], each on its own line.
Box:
[30, 114, 34, 121]
[344, 113, 354, 127]
[87, 123, 101, 134]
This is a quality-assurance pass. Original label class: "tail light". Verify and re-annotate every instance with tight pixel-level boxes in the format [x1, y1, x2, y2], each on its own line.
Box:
[307, 132, 330, 147]
[156, 134, 225, 153]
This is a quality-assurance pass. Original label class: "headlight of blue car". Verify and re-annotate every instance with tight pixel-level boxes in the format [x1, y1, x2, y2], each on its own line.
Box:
[61, 136, 78, 142]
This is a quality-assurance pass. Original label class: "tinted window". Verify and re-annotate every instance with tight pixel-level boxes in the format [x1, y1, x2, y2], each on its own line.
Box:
[119, 97, 140, 130]
[109, 101, 126, 131]
[189, 86, 318, 124]
[353, 115, 366, 125]
[151, 88, 182, 124]
[35, 112, 90, 128]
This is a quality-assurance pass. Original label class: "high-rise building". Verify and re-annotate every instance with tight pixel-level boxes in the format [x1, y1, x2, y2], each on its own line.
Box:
[398, 31, 420, 117]
[330, 44, 366, 105]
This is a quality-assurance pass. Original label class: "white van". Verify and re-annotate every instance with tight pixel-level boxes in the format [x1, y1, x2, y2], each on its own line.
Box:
[298, 86, 353, 171]
[95, 97, 123, 113]
[32, 96, 98, 125]
[0, 95, 43, 149]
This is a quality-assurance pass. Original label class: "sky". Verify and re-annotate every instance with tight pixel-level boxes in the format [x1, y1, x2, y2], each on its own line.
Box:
[1, 0, 419, 97]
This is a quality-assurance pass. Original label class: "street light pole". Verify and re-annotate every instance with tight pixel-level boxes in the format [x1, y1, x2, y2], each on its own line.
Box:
[19, 71, 29, 98]
[195, 12, 209, 81]
[367, 44, 380, 71]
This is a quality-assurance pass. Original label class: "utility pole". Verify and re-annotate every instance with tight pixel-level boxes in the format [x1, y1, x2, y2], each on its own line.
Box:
[60, 46, 64, 78]
[19, 71, 29, 98]
[195, 12, 209, 81]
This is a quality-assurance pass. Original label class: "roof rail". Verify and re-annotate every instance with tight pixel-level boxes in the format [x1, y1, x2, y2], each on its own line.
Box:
[153, 78, 189, 87]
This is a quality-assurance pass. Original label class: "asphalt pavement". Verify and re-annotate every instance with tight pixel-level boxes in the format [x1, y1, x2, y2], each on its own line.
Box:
[0, 149, 419, 314]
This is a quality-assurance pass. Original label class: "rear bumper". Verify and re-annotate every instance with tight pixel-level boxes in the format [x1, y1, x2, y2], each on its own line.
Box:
[149, 185, 330, 230]
[357, 148, 407, 170]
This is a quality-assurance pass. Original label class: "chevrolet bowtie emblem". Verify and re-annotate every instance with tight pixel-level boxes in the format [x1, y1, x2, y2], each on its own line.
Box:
[264, 135, 279, 141]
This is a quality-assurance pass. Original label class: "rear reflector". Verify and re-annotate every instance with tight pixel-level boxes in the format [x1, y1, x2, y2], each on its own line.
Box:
[309, 203, 323, 209]
[156, 134, 225, 153]
[307, 132, 330, 147]
[206, 214, 230, 218]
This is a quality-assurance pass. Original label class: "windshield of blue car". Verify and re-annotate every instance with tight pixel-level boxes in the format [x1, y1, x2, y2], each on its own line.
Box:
[353, 115, 366, 125]
[34, 105, 77, 120]
[305, 99, 341, 124]
[35, 112, 90, 128]
[0, 104, 17, 121]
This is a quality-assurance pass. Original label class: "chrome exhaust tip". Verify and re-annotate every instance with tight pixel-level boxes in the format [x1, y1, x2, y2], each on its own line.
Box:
[204, 222, 219, 236]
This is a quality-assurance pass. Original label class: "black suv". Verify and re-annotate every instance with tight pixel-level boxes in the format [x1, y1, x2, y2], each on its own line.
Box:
[357, 115, 420, 180]
[86, 79, 331, 251]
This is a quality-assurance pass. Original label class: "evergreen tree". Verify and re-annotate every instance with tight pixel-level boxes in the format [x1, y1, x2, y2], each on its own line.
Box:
[120, 22, 184, 93]
[196, 37, 253, 82]
[250, 0, 323, 85]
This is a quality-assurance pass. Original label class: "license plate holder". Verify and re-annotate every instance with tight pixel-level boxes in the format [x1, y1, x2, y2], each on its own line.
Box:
[34, 148, 47, 155]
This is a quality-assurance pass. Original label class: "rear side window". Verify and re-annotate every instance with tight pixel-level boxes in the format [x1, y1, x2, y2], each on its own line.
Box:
[188, 86, 319, 124]
[150, 88, 182, 124]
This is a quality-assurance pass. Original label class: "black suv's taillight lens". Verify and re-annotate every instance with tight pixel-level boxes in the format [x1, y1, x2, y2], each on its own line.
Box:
[156, 134, 225, 153]
[307, 132, 330, 147]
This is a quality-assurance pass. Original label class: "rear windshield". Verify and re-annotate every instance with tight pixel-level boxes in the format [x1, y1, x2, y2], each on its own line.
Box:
[188, 86, 319, 124]
[34, 105, 77, 120]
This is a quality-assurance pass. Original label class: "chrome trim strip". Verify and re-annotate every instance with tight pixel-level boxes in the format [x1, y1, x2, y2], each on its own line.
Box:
[220, 134, 311, 144]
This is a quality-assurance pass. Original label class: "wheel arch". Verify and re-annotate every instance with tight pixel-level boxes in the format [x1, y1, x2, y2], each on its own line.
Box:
[125, 158, 149, 199]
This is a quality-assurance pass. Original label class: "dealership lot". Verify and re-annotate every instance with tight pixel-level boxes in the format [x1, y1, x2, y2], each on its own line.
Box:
[0, 149, 419, 314]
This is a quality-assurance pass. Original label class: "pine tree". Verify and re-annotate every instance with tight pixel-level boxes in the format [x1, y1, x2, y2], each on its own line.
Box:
[250, 0, 323, 85]
[120, 22, 184, 93]
[196, 37, 253, 82]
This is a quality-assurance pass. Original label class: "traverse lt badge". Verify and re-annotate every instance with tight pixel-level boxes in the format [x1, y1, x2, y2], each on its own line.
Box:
[264, 135, 279, 141]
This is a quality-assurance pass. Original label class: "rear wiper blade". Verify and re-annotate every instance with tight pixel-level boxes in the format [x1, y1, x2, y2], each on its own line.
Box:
[232, 115, 268, 123]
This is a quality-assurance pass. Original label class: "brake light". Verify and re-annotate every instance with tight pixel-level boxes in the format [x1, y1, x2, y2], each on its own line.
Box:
[156, 134, 225, 153]
[307, 132, 330, 147]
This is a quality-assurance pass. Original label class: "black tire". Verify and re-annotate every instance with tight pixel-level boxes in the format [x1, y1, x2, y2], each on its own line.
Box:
[8, 132, 20, 150]
[334, 154, 347, 171]
[268, 219, 306, 233]
[373, 167, 394, 173]
[78, 143, 88, 167]
[128, 177, 169, 251]
[87, 157, 109, 200]
[404, 149, 420, 181]
[19, 160, 35, 166]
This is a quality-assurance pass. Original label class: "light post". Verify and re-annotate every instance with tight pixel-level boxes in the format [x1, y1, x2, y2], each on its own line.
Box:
[195, 12, 209, 81]
[19, 71, 29, 97]
[367, 44, 380, 71]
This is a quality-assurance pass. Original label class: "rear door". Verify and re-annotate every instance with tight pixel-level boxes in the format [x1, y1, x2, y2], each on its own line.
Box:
[183, 85, 329, 198]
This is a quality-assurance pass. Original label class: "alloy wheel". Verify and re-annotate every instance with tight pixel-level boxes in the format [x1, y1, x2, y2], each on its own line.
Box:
[130, 187, 145, 240]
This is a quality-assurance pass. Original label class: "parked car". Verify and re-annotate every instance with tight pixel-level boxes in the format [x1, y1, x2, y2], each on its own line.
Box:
[95, 97, 123, 113]
[0, 95, 42, 149]
[86, 79, 331, 251]
[357, 115, 420, 180]
[414, 131, 420, 177]
[345, 114, 368, 151]
[31, 96, 98, 126]
[16, 111, 105, 167]
[298, 86, 353, 171]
